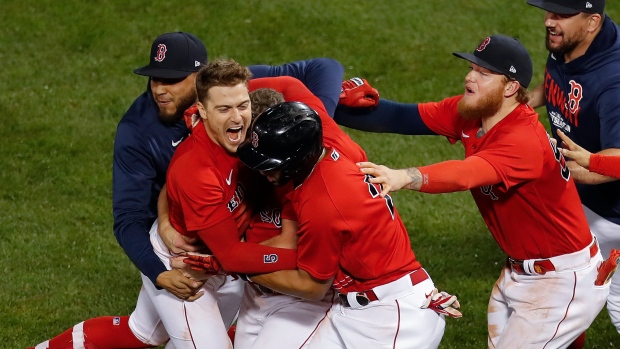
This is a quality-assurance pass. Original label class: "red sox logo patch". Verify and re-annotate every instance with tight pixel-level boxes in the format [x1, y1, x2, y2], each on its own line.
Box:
[251, 131, 259, 148]
[154, 44, 167, 62]
[477, 37, 491, 51]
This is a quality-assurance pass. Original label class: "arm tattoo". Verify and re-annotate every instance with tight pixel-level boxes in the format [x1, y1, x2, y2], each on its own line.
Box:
[404, 167, 423, 191]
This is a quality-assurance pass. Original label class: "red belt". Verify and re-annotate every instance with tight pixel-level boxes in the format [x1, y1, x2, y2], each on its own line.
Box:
[508, 242, 599, 275]
[339, 269, 429, 307]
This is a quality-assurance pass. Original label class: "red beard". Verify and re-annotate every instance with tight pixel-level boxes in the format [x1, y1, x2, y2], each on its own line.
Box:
[457, 83, 505, 121]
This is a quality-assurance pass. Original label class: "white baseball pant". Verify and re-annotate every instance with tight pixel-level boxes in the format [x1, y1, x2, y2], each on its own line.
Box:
[583, 205, 620, 334]
[307, 270, 446, 349]
[487, 238, 608, 348]
[127, 220, 244, 349]
[234, 282, 334, 349]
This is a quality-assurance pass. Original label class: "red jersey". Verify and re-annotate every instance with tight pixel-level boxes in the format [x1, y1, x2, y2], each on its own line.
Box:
[166, 122, 253, 238]
[245, 76, 368, 243]
[418, 96, 592, 260]
[285, 147, 421, 293]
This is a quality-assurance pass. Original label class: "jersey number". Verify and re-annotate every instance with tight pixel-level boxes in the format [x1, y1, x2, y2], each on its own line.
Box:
[548, 134, 570, 181]
[364, 174, 395, 219]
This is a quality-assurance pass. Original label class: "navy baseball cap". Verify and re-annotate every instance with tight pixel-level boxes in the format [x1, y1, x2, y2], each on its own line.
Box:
[453, 35, 533, 88]
[527, 0, 605, 15]
[134, 32, 208, 79]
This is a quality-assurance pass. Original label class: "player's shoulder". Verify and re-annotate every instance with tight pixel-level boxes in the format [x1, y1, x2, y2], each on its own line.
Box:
[116, 92, 159, 135]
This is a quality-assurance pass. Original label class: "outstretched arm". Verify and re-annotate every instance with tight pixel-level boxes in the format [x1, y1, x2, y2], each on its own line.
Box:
[249, 58, 344, 116]
[334, 99, 435, 135]
[358, 156, 500, 196]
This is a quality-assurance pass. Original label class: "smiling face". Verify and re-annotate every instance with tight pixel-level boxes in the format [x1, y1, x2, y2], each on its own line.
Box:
[457, 63, 507, 120]
[544, 12, 590, 56]
[150, 73, 198, 123]
[197, 83, 251, 154]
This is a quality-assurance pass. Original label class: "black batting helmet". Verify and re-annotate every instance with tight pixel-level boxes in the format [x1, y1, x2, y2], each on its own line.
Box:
[237, 101, 323, 186]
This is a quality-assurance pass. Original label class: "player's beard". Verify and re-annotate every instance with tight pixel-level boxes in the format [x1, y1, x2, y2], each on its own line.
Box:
[158, 91, 197, 124]
[545, 27, 586, 57]
[457, 83, 504, 121]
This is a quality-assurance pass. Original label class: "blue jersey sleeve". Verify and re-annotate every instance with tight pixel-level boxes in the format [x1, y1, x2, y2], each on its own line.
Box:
[597, 84, 620, 150]
[333, 99, 435, 135]
[113, 121, 167, 285]
[249, 58, 344, 117]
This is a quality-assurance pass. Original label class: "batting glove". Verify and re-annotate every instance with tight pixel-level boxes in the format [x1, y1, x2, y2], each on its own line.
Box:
[595, 248, 620, 286]
[183, 104, 200, 131]
[339, 77, 379, 109]
[421, 288, 462, 318]
[183, 253, 228, 276]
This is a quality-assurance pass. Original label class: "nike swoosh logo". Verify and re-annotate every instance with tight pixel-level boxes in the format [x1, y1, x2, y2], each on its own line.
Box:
[172, 137, 184, 147]
[461, 131, 470, 138]
[225, 169, 233, 186]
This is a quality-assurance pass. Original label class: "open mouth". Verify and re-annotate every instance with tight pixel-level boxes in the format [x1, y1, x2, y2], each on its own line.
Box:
[547, 28, 562, 40]
[227, 126, 243, 143]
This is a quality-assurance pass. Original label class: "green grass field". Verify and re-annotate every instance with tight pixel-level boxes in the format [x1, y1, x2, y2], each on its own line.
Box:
[2, 0, 618, 347]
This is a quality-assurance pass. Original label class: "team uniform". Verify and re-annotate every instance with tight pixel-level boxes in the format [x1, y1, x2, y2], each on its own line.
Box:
[541, 15, 620, 331]
[26, 59, 345, 349]
[277, 146, 444, 348]
[122, 60, 346, 349]
[141, 106, 301, 348]
[416, 96, 608, 348]
[231, 76, 368, 349]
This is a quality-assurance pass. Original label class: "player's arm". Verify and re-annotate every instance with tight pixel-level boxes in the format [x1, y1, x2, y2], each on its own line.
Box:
[334, 99, 436, 135]
[249, 58, 344, 116]
[589, 153, 620, 179]
[250, 270, 334, 301]
[528, 83, 545, 109]
[113, 125, 168, 285]
[259, 218, 298, 249]
[197, 217, 298, 274]
[113, 127, 203, 299]
[567, 148, 620, 184]
[359, 156, 500, 196]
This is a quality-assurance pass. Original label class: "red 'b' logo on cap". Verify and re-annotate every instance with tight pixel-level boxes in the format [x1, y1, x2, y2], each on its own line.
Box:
[154, 44, 167, 62]
[476, 37, 491, 52]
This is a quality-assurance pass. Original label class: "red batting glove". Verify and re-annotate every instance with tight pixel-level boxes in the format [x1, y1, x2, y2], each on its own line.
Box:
[183, 104, 200, 131]
[595, 249, 620, 286]
[183, 253, 228, 275]
[339, 77, 380, 109]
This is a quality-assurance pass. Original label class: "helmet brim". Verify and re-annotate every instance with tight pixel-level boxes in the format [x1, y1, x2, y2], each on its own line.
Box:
[237, 142, 284, 171]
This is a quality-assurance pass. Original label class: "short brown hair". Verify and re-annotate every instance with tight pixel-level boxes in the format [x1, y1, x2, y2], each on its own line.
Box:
[195, 58, 252, 103]
[503, 76, 530, 104]
[250, 88, 285, 119]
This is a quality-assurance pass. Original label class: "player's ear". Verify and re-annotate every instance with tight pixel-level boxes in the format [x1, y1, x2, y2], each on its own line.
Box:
[587, 13, 602, 32]
[504, 79, 520, 98]
[197, 101, 207, 120]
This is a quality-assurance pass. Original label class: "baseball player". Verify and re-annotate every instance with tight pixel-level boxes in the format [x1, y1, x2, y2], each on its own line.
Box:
[235, 76, 368, 349]
[232, 101, 454, 349]
[349, 34, 608, 348]
[28, 31, 347, 349]
[526, 0, 620, 338]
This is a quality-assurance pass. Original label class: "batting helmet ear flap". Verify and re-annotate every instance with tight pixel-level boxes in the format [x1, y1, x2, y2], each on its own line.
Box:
[237, 101, 323, 186]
